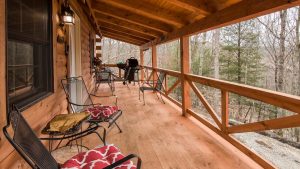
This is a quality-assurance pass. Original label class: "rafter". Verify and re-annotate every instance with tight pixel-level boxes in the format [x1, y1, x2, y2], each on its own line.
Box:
[96, 14, 163, 38]
[102, 30, 145, 44]
[102, 33, 141, 46]
[91, 1, 173, 33]
[97, 0, 186, 28]
[100, 27, 150, 43]
[167, 0, 214, 15]
[99, 23, 154, 40]
[100, 24, 153, 41]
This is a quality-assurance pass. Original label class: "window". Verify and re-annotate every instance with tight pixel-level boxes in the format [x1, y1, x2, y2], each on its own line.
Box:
[7, 0, 53, 109]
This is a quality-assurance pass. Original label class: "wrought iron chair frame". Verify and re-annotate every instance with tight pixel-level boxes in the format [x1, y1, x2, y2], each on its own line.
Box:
[3, 106, 141, 169]
[139, 72, 166, 105]
[94, 68, 115, 95]
[61, 76, 123, 134]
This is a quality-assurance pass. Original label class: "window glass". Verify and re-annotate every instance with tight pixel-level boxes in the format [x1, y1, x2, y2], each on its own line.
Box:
[7, 0, 52, 109]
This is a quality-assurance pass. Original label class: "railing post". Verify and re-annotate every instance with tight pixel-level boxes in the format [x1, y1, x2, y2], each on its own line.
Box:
[140, 48, 144, 82]
[221, 90, 229, 133]
[180, 36, 191, 116]
[152, 45, 157, 87]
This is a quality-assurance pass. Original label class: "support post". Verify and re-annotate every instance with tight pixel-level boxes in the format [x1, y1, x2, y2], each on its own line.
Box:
[221, 90, 229, 133]
[152, 45, 157, 87]
[180, 36, 191, 116]
[140, 48, 144, 82]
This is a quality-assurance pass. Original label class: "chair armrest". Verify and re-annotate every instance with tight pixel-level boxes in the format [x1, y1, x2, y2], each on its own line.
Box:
[103, 154, 142, 169]
[89, 94, 118, 106]
[68, 101, 102, 107]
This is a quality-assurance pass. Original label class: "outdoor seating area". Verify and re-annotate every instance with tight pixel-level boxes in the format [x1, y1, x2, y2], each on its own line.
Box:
[1, 0, 300, 169]
[71, 84, 263, 169]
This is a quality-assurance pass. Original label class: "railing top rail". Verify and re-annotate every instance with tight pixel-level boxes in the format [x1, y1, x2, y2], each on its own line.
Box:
[143, 65, 300, 114]
[143, 66, 181, 77]
[185, 73, 300, 114]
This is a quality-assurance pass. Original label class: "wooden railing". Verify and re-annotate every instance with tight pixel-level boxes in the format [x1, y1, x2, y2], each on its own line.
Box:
[141, 65, 300, 169]
[102, 63, 300, 168]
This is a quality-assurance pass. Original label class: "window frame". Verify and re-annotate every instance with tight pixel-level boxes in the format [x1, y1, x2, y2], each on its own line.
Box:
[5, 0, 54, 111]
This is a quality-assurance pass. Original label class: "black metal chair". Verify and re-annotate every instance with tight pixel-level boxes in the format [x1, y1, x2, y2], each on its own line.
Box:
[139, 72, 166, 105]
[94, 68, 115, 95]
[61, 77, 122, 134]
[2, 107, 141, 169]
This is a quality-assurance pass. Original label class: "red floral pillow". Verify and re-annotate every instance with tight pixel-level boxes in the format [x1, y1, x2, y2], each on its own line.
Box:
[61, 144, 136, 169]
[87, 105, 118, 120]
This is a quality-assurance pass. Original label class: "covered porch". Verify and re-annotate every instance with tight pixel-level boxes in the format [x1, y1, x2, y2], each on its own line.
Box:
[1, 0, 300, 169]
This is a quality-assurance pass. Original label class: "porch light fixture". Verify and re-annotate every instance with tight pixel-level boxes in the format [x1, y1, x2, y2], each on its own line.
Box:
[61, 0, 74, 25]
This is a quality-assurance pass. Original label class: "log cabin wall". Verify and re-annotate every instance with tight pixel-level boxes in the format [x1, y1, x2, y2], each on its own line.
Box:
[0, 0, 95, 168]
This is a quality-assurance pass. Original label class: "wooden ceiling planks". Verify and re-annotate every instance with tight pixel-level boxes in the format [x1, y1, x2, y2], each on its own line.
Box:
[97, 0, 186, 28]
[101, 30, 146, 44]
[100, 27, 150, 42]
[91, 1, 173, 33]
[102, 33, 142, 46]
[89, 0, 300, 46]
[99, 24, 155, 41]
[96, 16, 163, 38]
[167, 0, 214, 15]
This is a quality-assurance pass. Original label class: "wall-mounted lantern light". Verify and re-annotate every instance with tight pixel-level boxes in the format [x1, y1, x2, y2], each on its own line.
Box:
[61, 0, 75, 25]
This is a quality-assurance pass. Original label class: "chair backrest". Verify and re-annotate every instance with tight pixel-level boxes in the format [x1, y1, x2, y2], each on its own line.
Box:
[95, 69, 111, 82]
[155, 72, 166, 91]
[61, 76, 94, 113]
[3, 107, 59, 169]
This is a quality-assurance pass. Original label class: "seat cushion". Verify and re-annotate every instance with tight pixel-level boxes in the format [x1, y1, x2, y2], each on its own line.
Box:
[61, 144, 136, 169]
[43, 112, 90, 133]
[87, 105, 118, 120]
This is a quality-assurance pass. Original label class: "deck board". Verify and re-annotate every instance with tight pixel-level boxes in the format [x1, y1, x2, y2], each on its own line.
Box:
[86, 83, 262, 169]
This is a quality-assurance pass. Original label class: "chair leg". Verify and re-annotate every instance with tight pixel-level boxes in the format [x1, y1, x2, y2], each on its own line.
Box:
[114, 121, 122, 133]
[139, 89, 141, 101]
[155, 92, 160, 100]
[143, 91, 145, 105]
[160, 92, 165, 104]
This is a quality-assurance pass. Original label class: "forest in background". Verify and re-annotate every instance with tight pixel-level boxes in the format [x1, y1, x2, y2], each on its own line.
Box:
[102, 6, 300, 144]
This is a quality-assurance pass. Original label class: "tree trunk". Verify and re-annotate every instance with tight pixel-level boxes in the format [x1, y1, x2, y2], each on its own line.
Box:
[278, 10, 287, 92]
[199, 33, 207, 75]
[294, 7, 300, 142]
[296, 8, 300, 96]
[212, 29, 220, 109]
[212, 29, 220, 79]
[237, 23, 242, 119]
[237, 23, 242, 83]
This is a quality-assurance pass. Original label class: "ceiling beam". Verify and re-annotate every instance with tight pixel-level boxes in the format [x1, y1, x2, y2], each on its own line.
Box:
[91, 1, 174, 33]
[102, 33, 141, 46]
[102, 31, 145, 44]
[99, 22, 155, 40]
[167, 0, 214, 15]
[141, 0, 300, 49]
[96, 13, 163, 37]
[97, 0, 186, 28]
[210, 0, 242, 11]
[100, 27, 150, 42]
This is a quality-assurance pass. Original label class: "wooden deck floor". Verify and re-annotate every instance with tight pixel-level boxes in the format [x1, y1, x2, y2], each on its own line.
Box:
[85, 83, 262, 169]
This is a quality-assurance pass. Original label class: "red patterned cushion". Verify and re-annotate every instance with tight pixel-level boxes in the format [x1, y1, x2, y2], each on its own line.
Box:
[87, 106, 118, 120]
[61, 144, 136, 169]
